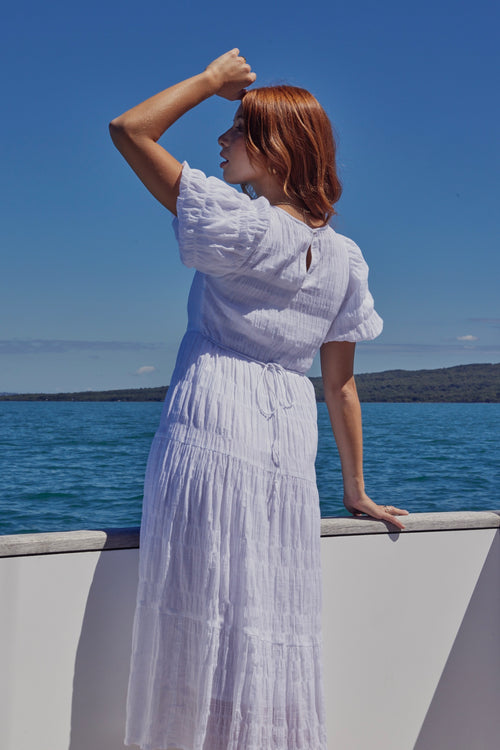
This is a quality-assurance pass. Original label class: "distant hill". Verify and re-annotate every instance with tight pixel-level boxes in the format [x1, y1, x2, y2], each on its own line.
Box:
[311, 363, 499, 402]
[0, 386, 169, 402]
[1, 363, 498, 403]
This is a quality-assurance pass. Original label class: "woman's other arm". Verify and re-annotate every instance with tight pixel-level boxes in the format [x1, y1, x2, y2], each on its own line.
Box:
[109, 49, 256, 214]
[320, 341, 408, 530]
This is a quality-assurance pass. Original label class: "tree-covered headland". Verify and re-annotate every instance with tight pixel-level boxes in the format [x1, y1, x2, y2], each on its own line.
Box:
[1, 363, 498, 403]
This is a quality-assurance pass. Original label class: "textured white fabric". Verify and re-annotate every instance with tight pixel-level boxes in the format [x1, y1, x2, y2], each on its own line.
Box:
[125, 163, 383, 750]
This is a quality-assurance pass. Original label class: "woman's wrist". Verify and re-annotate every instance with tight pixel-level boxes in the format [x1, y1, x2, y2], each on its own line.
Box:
[343, 480, 366, 502]
[201, 67, 224, 97]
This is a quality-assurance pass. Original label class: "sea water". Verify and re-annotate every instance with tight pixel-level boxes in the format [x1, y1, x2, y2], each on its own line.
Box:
[0, 401, 498, 535]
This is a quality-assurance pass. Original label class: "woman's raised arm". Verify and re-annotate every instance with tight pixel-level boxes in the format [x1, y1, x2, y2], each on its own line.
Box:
[320, 340, 408, 530]
[109, 49, 256, 214]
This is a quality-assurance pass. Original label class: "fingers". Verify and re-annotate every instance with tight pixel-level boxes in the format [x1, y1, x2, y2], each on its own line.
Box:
[228, 48, 247, 66]
[382, 504, 409, 516]
[222, 48, 254, 76]
[378, 505, 408, 530]
[344, 498, 409, 530]
[207, 49, 256, 97]
[381, 510, 407, 530]
[207, 48, 257, 101]
[236, 55, 253, 79]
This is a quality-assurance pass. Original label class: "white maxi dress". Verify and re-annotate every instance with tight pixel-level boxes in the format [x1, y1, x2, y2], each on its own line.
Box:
[125, 163, 383, 750]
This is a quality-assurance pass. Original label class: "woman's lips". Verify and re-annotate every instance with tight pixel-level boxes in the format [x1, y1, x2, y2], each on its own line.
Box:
[220, 160, 228, 168]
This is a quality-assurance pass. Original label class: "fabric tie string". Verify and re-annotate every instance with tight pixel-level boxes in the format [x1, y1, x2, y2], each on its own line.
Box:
[256, 362, 295, 518]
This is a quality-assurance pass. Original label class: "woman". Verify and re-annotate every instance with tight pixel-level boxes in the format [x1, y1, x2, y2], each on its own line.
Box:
[110, 49, 408, 750]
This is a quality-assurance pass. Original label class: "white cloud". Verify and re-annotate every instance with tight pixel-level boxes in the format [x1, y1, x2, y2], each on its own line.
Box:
[0, 339, 163, 355]
[135, 365, 156, 375]
[457, 335, 478, 342]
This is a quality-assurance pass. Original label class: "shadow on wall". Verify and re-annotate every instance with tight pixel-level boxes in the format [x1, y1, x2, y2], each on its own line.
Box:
[69, 547, 139, 750]
[414, 532, 500, 750]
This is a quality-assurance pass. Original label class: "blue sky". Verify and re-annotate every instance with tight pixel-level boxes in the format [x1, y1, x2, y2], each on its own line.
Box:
[1, 0, 498, 392]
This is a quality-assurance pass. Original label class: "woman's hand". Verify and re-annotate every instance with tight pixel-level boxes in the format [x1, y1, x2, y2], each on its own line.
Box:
[344, 492, 409, 531]
[205, 48, 257, 100]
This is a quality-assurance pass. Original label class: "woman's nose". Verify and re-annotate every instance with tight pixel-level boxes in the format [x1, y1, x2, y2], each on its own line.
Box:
[218, 129, 230, 146]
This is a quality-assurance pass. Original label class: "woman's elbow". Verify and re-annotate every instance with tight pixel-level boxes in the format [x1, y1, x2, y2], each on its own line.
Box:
[323, 376, 359, 406]
[109, 117, 151, 151]
[109, 117, 128, 145]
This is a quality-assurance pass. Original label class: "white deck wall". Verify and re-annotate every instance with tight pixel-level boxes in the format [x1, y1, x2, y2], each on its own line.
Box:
[1, 512, 499, 750]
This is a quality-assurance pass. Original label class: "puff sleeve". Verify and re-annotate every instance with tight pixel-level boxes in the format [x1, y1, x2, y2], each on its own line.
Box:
[324, 236, 383, 342]
[172, 162, 270, 276]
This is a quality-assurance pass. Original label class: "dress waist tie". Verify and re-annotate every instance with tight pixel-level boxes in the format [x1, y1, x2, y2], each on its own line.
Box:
[256, 363, 295, 519]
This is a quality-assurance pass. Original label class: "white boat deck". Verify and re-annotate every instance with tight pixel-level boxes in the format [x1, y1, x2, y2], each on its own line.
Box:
[1, 511, 499, 750]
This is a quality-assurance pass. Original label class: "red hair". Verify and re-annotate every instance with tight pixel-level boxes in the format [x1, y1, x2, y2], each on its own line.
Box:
[240, 86, 342, 225]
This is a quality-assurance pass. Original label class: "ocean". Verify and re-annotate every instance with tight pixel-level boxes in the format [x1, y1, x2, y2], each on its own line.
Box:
[0, 401, 498, 535]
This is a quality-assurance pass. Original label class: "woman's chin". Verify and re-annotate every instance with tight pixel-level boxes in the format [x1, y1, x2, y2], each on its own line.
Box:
[221, 170, 238, 185]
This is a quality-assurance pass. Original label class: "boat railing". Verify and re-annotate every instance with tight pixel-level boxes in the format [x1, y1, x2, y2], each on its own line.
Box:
[1, 510, 499, 750]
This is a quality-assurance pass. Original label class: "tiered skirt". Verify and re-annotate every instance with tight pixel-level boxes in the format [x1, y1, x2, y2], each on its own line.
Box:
[125, 331, 326, 750]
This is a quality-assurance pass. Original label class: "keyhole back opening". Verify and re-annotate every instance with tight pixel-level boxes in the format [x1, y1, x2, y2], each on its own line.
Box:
[306, 246, 312, 272]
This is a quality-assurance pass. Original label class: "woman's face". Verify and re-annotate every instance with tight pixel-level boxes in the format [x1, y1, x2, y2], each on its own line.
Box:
[218, 105, 266, 186]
